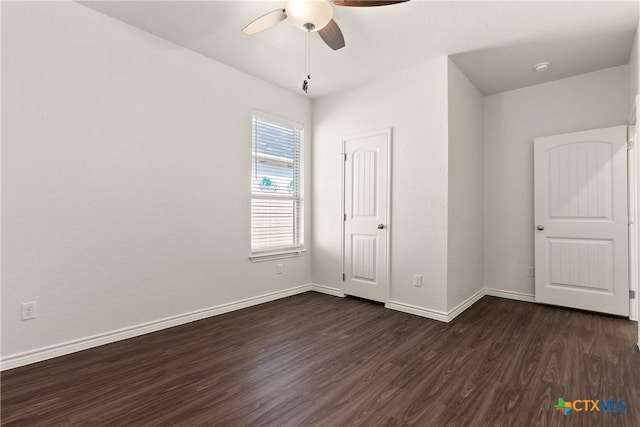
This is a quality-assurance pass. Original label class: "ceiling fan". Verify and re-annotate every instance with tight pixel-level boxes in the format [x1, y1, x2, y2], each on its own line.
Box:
[241, 0, 409, 51]
[242, 0, 409, 93]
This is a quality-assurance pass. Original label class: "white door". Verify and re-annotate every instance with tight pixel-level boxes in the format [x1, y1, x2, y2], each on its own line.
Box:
[343, 129, 390, 303]
[534, 125, 629, 316]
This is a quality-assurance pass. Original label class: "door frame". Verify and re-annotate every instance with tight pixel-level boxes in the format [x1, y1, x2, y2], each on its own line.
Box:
[629, 95, 639, 325]
[340, 128, 392, 303]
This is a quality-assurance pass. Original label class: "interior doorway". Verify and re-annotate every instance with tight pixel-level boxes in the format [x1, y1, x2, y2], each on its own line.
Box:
[341, 129, 391, 303]
[533, 126, 629, 316]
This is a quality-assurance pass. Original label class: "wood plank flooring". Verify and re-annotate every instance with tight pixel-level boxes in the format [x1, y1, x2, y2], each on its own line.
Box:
[2, 293, 639, 426]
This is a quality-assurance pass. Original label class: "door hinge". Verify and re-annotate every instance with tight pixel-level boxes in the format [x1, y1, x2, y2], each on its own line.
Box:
[342, 273, 345, 281]
[628, 140, 634, 151]
[344, 153, 347, 161]
[631, 290, 636, 299]
[629, 216, 635, 225]
[344, 213, 347, 221]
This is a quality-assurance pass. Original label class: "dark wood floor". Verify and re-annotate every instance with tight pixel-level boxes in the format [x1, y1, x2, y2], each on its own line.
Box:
[1, 293, 639, 426]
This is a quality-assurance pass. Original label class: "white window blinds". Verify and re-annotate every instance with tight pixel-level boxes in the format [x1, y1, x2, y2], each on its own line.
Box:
[251, 113, 303, 255]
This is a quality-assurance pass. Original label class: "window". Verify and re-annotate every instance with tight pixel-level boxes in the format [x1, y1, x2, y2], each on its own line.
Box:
[251, 112, 304, 258]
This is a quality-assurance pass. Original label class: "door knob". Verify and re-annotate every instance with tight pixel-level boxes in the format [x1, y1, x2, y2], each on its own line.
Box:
[377, 224, 385, 229]
[536, 225, 544, 231]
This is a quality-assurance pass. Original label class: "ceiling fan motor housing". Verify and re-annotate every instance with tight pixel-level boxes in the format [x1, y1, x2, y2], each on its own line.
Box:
[286, 0, 333, 32]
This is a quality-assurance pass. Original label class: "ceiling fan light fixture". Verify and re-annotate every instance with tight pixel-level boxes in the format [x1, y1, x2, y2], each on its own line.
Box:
[285, 0, 334, 32]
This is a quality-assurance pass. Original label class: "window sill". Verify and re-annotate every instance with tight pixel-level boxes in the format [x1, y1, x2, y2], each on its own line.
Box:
[250, 249, 306, 263]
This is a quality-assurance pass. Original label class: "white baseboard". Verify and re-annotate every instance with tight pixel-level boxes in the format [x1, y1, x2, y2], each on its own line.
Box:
[447, 288, 485, 321]
[310, 283, 344, 297]
[1, 284, 312, 371]
[484, 287, 535, 303]
[0, 283, 541, 370]
[385, 301, 449, 322]
[630, 300, 638, 322]
[386, 288, 485, 323]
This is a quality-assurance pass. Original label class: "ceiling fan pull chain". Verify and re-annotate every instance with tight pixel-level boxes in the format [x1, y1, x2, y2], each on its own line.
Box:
[302, 29, 311, 93]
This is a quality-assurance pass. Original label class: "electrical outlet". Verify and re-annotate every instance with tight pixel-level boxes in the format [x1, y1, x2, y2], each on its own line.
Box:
[277, 264, 283, 275]
[21, 301, 37, 320]
[413, 274, 422, 287]
[527, 266, 535, 277]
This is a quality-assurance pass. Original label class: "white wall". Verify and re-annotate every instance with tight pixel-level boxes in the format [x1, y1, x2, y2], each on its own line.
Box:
[312, 57, 450, 312]
[446, 60, 484, 310]
[2, 2, 312, 358]
[630, 21, 639, 110]
[484, 65, 630, 297]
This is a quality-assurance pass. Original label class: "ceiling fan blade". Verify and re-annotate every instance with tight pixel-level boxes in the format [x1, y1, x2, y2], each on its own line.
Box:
[333, 0, 409, 6]
[318, 19, 346, 50]
[241, 8, 287, 35]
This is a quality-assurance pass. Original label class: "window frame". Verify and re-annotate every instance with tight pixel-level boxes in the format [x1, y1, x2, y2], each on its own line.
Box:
[249, 111, 305, 262]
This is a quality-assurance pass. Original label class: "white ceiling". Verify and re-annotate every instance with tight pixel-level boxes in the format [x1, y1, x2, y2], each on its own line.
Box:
[78, 1, 639, 98]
